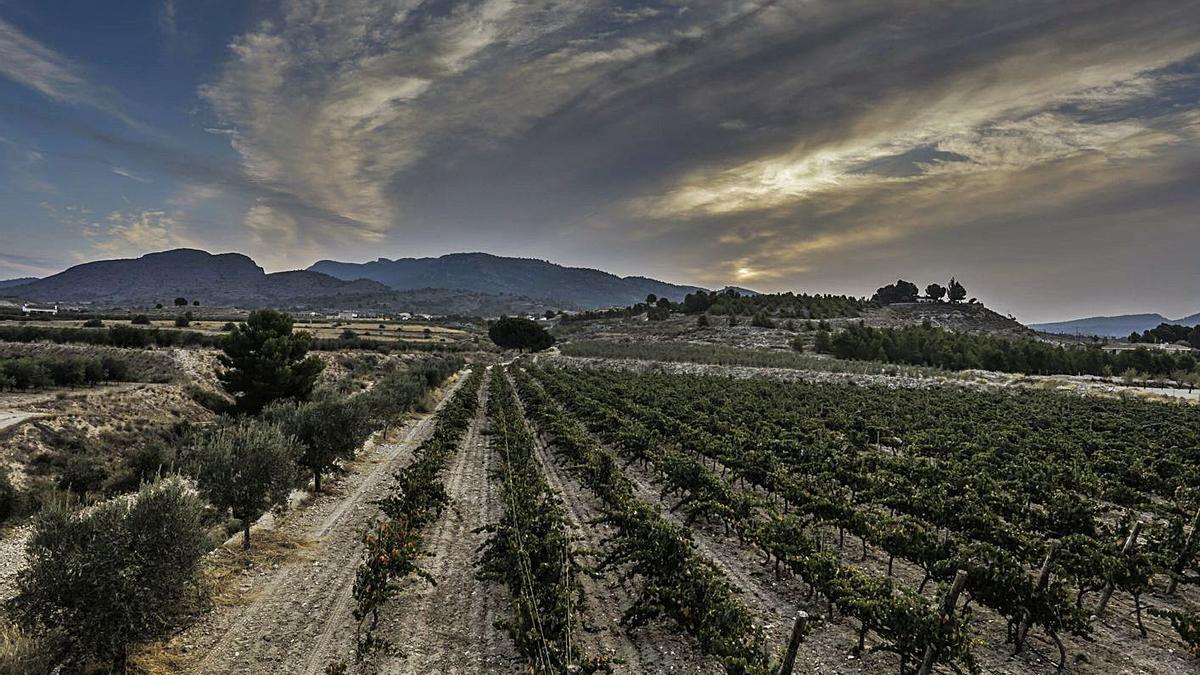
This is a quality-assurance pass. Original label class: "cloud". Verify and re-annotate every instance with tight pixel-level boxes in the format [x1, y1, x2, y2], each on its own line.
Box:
[111, 166, 153, 183]
[0, 17, 139, 126]
[199, 0, 760, 248]
[81, 208, 197, 258]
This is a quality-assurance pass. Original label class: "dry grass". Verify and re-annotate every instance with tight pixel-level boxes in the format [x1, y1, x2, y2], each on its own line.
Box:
[203, 528, 314, 608]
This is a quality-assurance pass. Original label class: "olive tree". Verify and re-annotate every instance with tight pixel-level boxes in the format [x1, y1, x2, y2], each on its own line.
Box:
[184, 418, 298, 548]
[8, 478, 207, 671]
[266, 395, 371, 493]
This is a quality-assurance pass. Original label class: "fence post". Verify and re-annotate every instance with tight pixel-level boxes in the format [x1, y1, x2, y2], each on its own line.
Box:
[778, 612, 810, 675]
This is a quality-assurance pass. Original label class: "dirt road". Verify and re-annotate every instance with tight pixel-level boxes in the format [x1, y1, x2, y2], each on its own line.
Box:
[176, 372, 470, 675]
[362, 367, 519, 675]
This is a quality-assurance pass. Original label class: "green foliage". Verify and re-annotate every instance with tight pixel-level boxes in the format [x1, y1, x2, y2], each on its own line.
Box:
[354, 367, 483, 658]
[0, 354, 128, 390]
[174, 314, 191, 328]
[218, 309, 324, 413]
[81, 319, 104, 328]
[131, 315, 151, 325]
[925, 283, 946, 301]
[183, 417, 297, 547]
[487, 317, 555, 352]
[8, 478, 207, 671]
[560, 340, 938, 377]
[947, 277, 967, 303]
[478, 371, 594, 672]
[265, 395, 368, 493]
[749, 312, 774, 328]
[1129, 322, 1198, 345]
[822, 321, 1198, 377]
[696, 314, 709, 328]
[872, 280, 919, 304]
[173, 297, 188, 307]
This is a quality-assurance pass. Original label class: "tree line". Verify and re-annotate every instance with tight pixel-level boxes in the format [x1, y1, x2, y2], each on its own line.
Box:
[1129, 322, 1200, 348]
[0, 354, 131, 390]
[873, 277, 968, 305]
[819, 321, 1199, 378]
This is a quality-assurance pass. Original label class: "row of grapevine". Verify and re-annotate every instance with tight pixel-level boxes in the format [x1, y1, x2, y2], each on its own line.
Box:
[536, 364, 1200, 663]
[352, 366, 485, 658]
[507, 366, 776, 675]
[526, 367, 975, 674]
[478, 367, 597, 672]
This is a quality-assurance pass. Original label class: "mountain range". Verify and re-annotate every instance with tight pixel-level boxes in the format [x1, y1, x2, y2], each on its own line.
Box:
[0, 248, 705, 315]
[1031, 312, 1200, 337]
[308, 253, 704, 308]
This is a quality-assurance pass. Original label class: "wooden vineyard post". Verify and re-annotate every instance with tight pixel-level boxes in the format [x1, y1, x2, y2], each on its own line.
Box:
[1095, 521, 1143, 617]
[1016, 541, 1060, 653]
[1167, 506, 1200, 596]
[778, 612, 810, 675]
[917, 569, 968, 675]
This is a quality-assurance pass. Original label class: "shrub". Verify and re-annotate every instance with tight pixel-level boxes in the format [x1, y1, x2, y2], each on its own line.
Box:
[174, 315, 190, 328]
[0, 467, 16, 522]
[57, 454, 109, 497]
[8, 478, 207, 671]
[487, 317, 554, 352]
[130, 315, 151, 325]
[186, 384, 232, 414]
[81, 319, 103, 328]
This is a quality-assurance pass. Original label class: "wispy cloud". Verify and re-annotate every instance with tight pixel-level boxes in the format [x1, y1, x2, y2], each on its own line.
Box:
[0, 17, 139, 127]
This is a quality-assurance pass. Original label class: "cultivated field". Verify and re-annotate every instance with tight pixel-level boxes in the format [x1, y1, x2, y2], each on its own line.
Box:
[122, 359, 1195, 674]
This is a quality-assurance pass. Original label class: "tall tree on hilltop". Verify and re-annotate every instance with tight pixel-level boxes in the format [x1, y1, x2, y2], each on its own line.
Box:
[947, 277, 967, 303]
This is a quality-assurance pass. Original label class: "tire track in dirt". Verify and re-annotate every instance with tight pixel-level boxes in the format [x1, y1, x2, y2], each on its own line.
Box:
[368, 367, 519, 675]
[182, 372, 470, 675]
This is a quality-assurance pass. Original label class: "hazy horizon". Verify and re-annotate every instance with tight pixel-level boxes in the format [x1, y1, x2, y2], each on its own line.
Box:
[2, 1, 1198, 324]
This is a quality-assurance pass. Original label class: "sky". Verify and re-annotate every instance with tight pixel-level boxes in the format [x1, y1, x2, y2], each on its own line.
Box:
[0, 1, 1198, 323]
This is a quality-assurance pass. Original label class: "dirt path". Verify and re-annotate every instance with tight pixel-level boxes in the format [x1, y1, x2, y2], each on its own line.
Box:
[176, 372, 470, 675]
[531, 431, 717, 673]
[359, 367, 519, 675]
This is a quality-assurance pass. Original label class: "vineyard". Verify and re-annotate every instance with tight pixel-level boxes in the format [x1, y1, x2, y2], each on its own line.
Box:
[338, 360, 1199, 674]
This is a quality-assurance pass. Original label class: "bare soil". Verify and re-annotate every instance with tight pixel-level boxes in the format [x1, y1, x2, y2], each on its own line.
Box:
[357, 368, 518, 675]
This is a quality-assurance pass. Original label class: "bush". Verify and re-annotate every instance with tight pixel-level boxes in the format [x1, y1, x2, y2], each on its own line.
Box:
[130, 315, 150, 325]
[186, 384, 232, 414]
[8, 478, 207, 671]
[57, 454, 109, 497]
[81, 319, 103, 328]
[0, 468, 17, 522]
[174, 315, 190, 328]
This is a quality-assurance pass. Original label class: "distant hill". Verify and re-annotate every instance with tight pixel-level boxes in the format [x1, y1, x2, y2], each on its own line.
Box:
[308, 253, 705, 309]
[4, 249, 558, 315]
[1030, 313, 1200, 337]
[0, 277, 37, 290]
